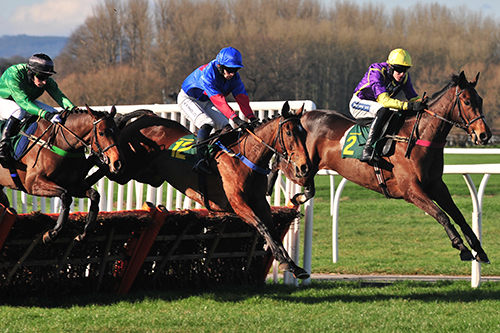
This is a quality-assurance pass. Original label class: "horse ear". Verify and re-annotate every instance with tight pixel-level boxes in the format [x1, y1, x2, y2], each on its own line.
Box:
[296, 103, 305, 117]
[281, 101, 290, 118]
[85, 103, 98, 119]
[110, 105, 117, 118]
[471, 72, 480, 88]
[458, 71, 467, 88]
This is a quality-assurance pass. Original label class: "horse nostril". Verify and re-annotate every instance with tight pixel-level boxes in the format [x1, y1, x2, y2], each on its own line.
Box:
[113, 160, 123, 174]
[296, 164, 309, 177]
[479, 132, 489, 142]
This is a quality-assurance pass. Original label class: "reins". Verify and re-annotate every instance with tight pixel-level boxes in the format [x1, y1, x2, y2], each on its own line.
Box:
[405, 84, 483, 158]
[20, 112, 116, 166]
[215, 116, 301, 175]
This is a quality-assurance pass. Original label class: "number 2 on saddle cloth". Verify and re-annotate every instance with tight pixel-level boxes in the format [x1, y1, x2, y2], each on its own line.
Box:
[341, 112, 404, 159]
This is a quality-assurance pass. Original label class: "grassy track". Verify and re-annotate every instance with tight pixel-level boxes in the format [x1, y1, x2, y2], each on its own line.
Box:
[1, 153, 500, 332]
[307, 153, 500, 276]
[2, 281, 500, 332]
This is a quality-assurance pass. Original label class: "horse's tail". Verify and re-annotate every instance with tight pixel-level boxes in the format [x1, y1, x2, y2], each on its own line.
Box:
[115, 109, 155, 129]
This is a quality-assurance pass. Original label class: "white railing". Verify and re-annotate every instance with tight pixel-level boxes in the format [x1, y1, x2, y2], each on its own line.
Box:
[7, 102, 499, 288]
[7, 100, 316, 214]
[307, 148, 500, 288]
[5, 101, 315, 285]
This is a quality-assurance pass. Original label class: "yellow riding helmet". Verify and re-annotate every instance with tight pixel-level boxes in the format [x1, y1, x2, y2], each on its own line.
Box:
[387, 48, 412, 67]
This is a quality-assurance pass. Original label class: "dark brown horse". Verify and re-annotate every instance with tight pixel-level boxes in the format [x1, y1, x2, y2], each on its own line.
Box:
[0, 106, 123, 242]
[268, 71, 492, 263]
[88, 102, 312, 279]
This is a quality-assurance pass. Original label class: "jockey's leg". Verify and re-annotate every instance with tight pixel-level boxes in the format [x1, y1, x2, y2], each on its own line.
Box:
[0, 116, 20, 165]
[359, 107, 392, 163]
[193, 123, 213, 175]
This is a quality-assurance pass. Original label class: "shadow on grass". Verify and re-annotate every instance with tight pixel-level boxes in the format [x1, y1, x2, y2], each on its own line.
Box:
[3, 279, 500, 308]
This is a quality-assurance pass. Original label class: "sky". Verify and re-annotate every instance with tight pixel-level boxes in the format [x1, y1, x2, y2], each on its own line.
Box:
[1, 0, 500, 37]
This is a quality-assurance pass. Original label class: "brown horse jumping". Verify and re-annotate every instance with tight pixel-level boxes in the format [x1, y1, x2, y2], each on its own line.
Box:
[88, 102, 312, 279]
[268, 71, 492, 263]
[0, 106, 123, 242]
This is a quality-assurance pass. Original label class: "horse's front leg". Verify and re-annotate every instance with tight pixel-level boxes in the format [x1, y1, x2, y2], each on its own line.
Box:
[404, 183, 475, 262]
[429, 180, 489, 263]
[28, 175, 72, 243]
[234, 198, 309, 279]
[73, 187, 100, 242]
[290, 180, 316, 207]
[43, 192, 72, 243]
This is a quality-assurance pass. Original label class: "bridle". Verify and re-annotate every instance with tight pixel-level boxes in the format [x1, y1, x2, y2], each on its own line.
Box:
[56, 116, 117, 165]
[405, 84, 484, 158]
[244, 116, 302, 170]
[423, 85, 485, 130]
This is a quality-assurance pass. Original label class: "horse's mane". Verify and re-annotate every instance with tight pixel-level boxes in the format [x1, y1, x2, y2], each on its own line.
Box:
[115, 109, 155, 129]
[428, 73, 461, 105]
[67, 107, 110, 119]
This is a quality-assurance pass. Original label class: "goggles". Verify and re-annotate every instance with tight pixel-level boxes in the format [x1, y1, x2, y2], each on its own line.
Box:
[35, 73, 51, 81]
[392, 65, 409, 73]
[223, 66, 239, 74]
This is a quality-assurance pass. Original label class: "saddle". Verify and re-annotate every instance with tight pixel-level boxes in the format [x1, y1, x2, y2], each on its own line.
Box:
[341, 111, 406, 159]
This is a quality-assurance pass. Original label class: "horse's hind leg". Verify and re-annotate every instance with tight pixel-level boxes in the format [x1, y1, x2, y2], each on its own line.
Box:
[406, 184, 476, 262]
[430, 181, 489, 263]
[74, 188, 100, 242]
[43, 192, 72, 243]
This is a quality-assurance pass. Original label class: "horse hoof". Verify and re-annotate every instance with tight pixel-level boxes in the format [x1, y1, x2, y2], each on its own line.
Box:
[293, 267, 310, 280]
[460, 250, 474, 261]
[476, 253, 491, 264]
[73, 233, 86, 243]
[42, 230, 56, 244]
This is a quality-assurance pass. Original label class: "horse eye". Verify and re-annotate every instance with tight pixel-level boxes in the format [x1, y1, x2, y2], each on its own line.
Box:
[286, 130, 292, 136]
[464, 100, 471, 106]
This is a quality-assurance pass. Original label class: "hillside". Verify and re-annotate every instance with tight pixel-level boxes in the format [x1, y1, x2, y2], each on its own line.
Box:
[0, 35, 68, 59]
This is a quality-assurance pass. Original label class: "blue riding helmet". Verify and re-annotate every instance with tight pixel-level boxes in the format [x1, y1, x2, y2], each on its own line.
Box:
[216, 47, 244, 68]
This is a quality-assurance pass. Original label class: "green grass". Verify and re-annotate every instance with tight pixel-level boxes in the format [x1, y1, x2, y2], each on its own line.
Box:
[305, 153, 500, 276]
[2, 281, 500, 332]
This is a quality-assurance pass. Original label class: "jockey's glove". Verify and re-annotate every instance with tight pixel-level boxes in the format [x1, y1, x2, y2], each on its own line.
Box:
[407, 99, 427, 112]
[233, 117, 249, 129]
[249, 117, 260, 130]
[45, 112, 62, 124]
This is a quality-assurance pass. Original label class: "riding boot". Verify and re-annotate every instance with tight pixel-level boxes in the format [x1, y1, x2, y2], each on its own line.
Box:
[359, 108, 390, 163]
[0, 116, 20, 165]
[193, 124, 213, 175]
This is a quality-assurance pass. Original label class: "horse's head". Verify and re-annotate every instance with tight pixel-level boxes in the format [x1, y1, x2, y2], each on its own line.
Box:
[85, 105, 124, 174]
[452, 71, 492, 145]
[272, 101, 311, 179]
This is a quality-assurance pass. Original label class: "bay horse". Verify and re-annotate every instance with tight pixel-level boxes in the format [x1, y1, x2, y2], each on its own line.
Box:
[268, 71, 492, 263]
[88, 102, 312, 279]
[0, 106, 123, 242]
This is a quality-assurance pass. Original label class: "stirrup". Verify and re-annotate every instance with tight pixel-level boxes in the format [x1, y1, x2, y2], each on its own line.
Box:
[359, 146, 380, 163]
[359, 146, 373, 162]
[193, 159, 212, 175]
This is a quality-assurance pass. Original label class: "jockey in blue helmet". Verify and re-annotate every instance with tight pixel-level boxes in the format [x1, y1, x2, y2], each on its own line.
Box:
[178, 47, 258, 174]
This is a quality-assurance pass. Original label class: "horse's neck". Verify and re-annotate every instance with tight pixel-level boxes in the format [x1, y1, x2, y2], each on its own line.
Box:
[55, 114, 93, 148]
[239, 122, 279, 165]
[405, 91, 455, 143]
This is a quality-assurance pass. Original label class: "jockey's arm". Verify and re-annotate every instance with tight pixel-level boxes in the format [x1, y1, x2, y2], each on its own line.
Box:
[376, 92, 420, 111]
